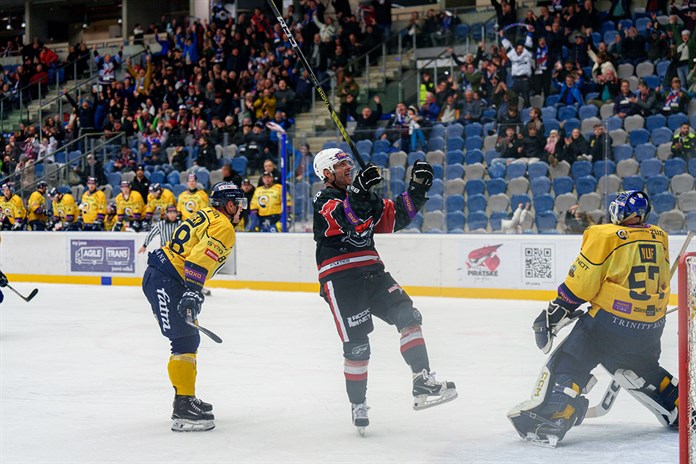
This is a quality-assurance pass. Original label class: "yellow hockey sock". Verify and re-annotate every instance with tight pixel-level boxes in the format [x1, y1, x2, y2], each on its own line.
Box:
[168, 353, 197, 396]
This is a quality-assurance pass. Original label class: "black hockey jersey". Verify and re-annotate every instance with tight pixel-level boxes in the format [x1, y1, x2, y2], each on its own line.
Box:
[313, 183, 427, 282]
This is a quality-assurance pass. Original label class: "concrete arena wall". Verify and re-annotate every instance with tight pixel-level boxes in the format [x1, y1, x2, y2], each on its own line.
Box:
[0, 232, 691, 304]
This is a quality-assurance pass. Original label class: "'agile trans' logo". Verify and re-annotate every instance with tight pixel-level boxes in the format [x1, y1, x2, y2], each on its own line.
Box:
[466, 244, 502, 277]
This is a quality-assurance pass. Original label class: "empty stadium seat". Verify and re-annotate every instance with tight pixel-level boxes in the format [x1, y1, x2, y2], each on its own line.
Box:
[533, 194, 555, 213]
[658, 209, 686, 233]
[507, 177, 530, 196]
[356, 140, 372, 156]
[427, 137, 445, 152]
[645, 114, 667, 132]
[554, 192, 578, 213]
[230, 156, 248, 175]
[664, 158, 687, 178]
[389, 151, 408, 167]
[530, 176, 551, 196]
[467, 211, 488, 232]
[430, 178, 444, 195]
[578, 192, 602, 211]
[597, 174, 621, 194]
[464, 136, 483, 152]
[445, 178, 466, 196]
[372, 139, 391, 154]
[488, 162, 506, 179]
[445, 163, 465, 180]
[612, 144, 633, 162]
[558, 106, 577, 121]
[679, 191, 696, 212]
[690, 158, 696, 176]
[426, 150, 445, 165]
[653, 192, 677, 214]
[467, 193, 487, 213]
[390, 165, 406, 181]
[322, 141, 339, 150]
[446, 195, 465, 213]
[429, 124, 446, 139]
[422, 211, 445, 233]
[150, 171, 166, 184]
[528, 162, 549, 179]
[563, 118, 580, 133]
[464, 163, 485, 180]
[536, 211, 558, 232]
[507, 162, 527, 179]
[465, 178, 485, 196]
[446, 150, 464, 165]
[390, 179, 405, 195]
[446, 123, 464, 139]
[488, 193, 510, 213]
[576, 175, 598, 196]
[629, 128, 650, 147]
[553, 176, 574, 195]
[651, 127, 673, 146]
[640, 158, 662, 178]
[446, 211, 466, 232]
[489, 211, 509, 231]
[667, 113, 689, 131]
[617, 158, 640, 177]
[578, 105, 599, 120]
[465, 149, 484, 165]
[686, 211, 696, 231]
[372, 152, 388, 167]
[448, 136, 465, 151]
[424, 194, 444, 213]
[634, 144, 656, 162]
[464, 123, 482, 138]
[486, 178, 507, 196]
[671, 173, 695, 195]
[510, 193, 532, 209]
[622, 175, 644, 191]
[571, 160, 593, 179]
[408, 151, 426, 164]
[594, 159, 616, 177]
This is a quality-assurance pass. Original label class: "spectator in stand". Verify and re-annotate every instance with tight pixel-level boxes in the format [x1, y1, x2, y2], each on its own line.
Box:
[587, 124, 609, 161]
[64, 92, 96, 135]
[588, 68, 620, 107]
[524, 107, 545, 136]
[662, 77, 689, 115]
[497, 102, 522, 135]
[577, 0, 600, 32]
[438, 93, 459, 124]
[383, 102, 410, 150]
[616, 25, 647, 66]
[237, 178, 255, 231]
[491, 0, 517, 28]
[195, 136, 218, 171]
[372, 0, 392, 46]
[554, 74, 585, 107]
[430, 10, 456, 47]
[563, 204, 591, 233]
[131, 165, 151, 203]
[294, 143, 317, 184]
[458, 90, 482, 125]
[672, 122, 696, 160]
[351, 96, 383, 141]
[568, 34, 590, 68]
[562, 128, 591, 163]
[76, 154, 106, 186]
[496, 125, 522, 161]
[257, 159, 281, 187]
[613, 79, 637, 118]
[502, 203, 534, 234]
[170, 145, 188, 172]
[221, 163, 243, 186]
[274, 79, 296, 117]
[500, 26, 534, 107]
[419, 92, 441, 123]
[407, 105, 427, 151]
[634, 79, 661, 116]
[93, 44, 122, 85]
[647, 28, 670, 62]
[114, 145, 137, 172]
[519, 123, 546, 162]
[338, 72, 359, 126]
[545, 129, 563, 166]
[419, 70, 435, 106]
[676, 30, 692, 87]
[532, 36, 552, 98]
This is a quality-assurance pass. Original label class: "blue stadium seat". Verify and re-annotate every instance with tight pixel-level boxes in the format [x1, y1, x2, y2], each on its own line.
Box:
[600, 21, 616, 34]
[521, 107, 532, 123]
[338, 142, 352, 154]
[471, 23, 484, 41]
[356, 140, 373, 156]
[446, 150, 465, 165]
[686, 211, 696, 231]
[510, 193, 532, 208]
[544, 119, 561, 136]
[390, 179, 406, 195]
[408, 151, 426, 164]
[652, 192, 676, 214]
[467, 211, 488, 231]
[430, 178, 444, 195]
[467, 193, 487, 213]
[578, 105, 599, 120]
[446, 195, 465, 213]
[605, 116, 623, 132]
[636, 17, 650, 33]
[645, 174, 670, 196]
[591, 32, 602, 46]
[664, 158, 687, 178]
[424, 194, 444, 213]
[172, 184, 187, 198]
[446, 123, 464, 139]
[455, 23, 470, 40]
[107, 172, 121, 190]
[373, 139, 391, 154]
[645, 114, 667, 132]
[465, 178, 485, 196]
[446, 211, 466, 232]
[68, 151, 82, 167]
[629, 129, 650, 147]
[484, 150, 500, 166]
[622, 175, 644, 191]
[545, 95, 560, 107]
[483, 122, 496, 135]
[390, 165, 406, 181]
[656, 60, 670, 78]
[445, 163, 465, 180]
[359, 153, 371, 165]
[558, 106, 577, 121]
[541, 107, 557, 120]
[689, 158, 696, 176]
[196, 170, 210, 189]
[594, 159, 616, 177]
[564, 118, 581, 133]
[432, 164, 444, 179]
[571, 160, 593, 179]
[575, 175, 598, 196]
[528, 162, 549, 179]
[642, 75, 661, 91]
[230, 156, 247, 175]
[634, 144, 656, 162]
[640, 158, 662, 178]
[464, 136, 483, 151]
[533, 194, 555, 213]
[486, 178, 507, 195]
[530, 176, 551, 196]
[667, 113, 689, 131]
[322, 141, 339, 150]
[603, 30, 619, 44]
[651, 127, 673, 146]
[448, 136, 464, 151]
[612, 144, 633, 162]
[464, 123, 482, 138]
[429, 124, 446, 139]
[489, 211, 509, 231]
[507, 162, 527, 179]
[553, 176, 574, 195]
[465, 149, 484, 165]
[167, 171, 180, 185]
[536, 211, 558, 232]
[427, 137, 445, 152]
[481, 109, 497, 122]
[372, 152, 388, 167]
[160, 183, 173, 192]
[150, 171, 165, 184]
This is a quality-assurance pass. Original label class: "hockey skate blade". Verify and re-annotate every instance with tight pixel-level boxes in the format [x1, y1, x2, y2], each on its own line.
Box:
[171, 418, 215, 432]
[523, 432, 559, 448]
[356, 426, 366, 437]
[413, 389, 458, 411]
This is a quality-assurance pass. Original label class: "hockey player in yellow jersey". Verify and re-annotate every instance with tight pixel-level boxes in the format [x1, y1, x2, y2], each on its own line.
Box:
[79, 177, 107, 231]
[247, 171, 291, 232]
[142, 182, 247, 432]
[0, 183, 26, 230]
[145, 183, 176, 228]
[47, 187, 78, 231]
[104, 202, 119, 231]
[27, 181, 49, 230]
[177, 173, 209, 221]
[114, 180, 145, 232]
[508, 191, 677, 447]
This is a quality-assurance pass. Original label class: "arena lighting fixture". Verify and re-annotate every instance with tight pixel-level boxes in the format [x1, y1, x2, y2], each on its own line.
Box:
[5, 22, 10, 30]
[117, 18, 122, 24]
[21, 21, 25, 28]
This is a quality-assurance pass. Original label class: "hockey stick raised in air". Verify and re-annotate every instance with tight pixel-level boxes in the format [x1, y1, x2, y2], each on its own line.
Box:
[7, 284, 38, 302]
[185, 309, 222, 344]
[586, 230, 694, 419]
[265, 0, 367, 170]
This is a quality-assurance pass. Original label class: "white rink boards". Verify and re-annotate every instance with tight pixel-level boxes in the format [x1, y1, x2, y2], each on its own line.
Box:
[0, 284, 679, 464]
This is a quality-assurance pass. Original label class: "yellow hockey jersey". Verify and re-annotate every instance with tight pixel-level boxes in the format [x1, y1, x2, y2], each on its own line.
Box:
[250, 184, 290, 217]
[52, 194, 77, 223]
[104, 214, 120, 232]
[0, 194, 26, 224]
[146, 188, 176, 220]
[115, 190, 145, 221]
[80, 189, 107, 224]
[564, 223, 670, 324]
[177, 189, 209, 221]
[162, 207, 235, 290]
[27, 190, 47, 222]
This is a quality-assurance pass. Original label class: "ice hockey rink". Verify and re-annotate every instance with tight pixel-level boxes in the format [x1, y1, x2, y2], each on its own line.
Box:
[0, 283, 680, 464]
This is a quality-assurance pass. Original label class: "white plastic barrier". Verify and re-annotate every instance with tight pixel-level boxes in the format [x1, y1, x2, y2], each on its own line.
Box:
[0, 232, 691, 303]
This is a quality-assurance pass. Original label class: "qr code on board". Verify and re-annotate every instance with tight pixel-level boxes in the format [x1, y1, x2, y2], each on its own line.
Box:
[524, 247, 553, 280]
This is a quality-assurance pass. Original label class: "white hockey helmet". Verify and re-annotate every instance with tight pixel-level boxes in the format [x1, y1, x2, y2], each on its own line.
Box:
[313, 148, 352, 182]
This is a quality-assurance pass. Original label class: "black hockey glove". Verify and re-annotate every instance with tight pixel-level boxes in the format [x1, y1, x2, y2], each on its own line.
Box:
[94, 219, 103, 231]
[11, 221, 23, 231]
[178, 291, 204, 321]
[131, 220, 142, 232]
[533, 301, 584, 354]
[409, 160, 434, 190]
[0, 270, 7, 287]
[46, 219, 55, 231]
[350, 163, 382, 199]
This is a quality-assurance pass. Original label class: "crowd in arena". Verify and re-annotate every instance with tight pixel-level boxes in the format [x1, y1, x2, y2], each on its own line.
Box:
[0, 0, 694, 234]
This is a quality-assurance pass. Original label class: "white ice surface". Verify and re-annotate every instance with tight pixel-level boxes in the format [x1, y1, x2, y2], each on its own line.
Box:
[0, 284, 679, 464]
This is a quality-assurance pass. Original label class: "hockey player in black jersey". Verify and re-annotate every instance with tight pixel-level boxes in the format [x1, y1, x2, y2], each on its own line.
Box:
[312, 148, 457, 435]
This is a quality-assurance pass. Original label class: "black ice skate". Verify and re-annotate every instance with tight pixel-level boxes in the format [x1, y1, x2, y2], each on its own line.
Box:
[171, 395, 215, 432]
[412, 370, 458, 410]
[351, 402, 370, 436]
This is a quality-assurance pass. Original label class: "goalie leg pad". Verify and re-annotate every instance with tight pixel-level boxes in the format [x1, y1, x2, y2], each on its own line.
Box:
[613, 368, 679, 428]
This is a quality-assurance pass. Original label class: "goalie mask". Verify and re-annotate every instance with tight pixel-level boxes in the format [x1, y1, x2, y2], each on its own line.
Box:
[313, 148, 353, 182]
[609, 190, 651, 225]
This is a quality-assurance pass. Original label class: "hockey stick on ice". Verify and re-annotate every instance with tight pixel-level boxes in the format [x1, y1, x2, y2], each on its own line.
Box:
[6, 284, 38, 302]
[185, 309, 222, 344]
[586, 231, 694, 419]
[265, 0, 367, 170]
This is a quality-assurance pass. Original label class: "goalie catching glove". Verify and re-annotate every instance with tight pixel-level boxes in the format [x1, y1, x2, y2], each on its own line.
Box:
[533, 301, 584, 354]
[177, 291, 204, 321]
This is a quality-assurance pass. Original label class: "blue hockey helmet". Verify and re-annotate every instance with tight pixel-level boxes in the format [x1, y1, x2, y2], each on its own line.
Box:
[609, 190, 651, 225]
[209, 182, 248, 209]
